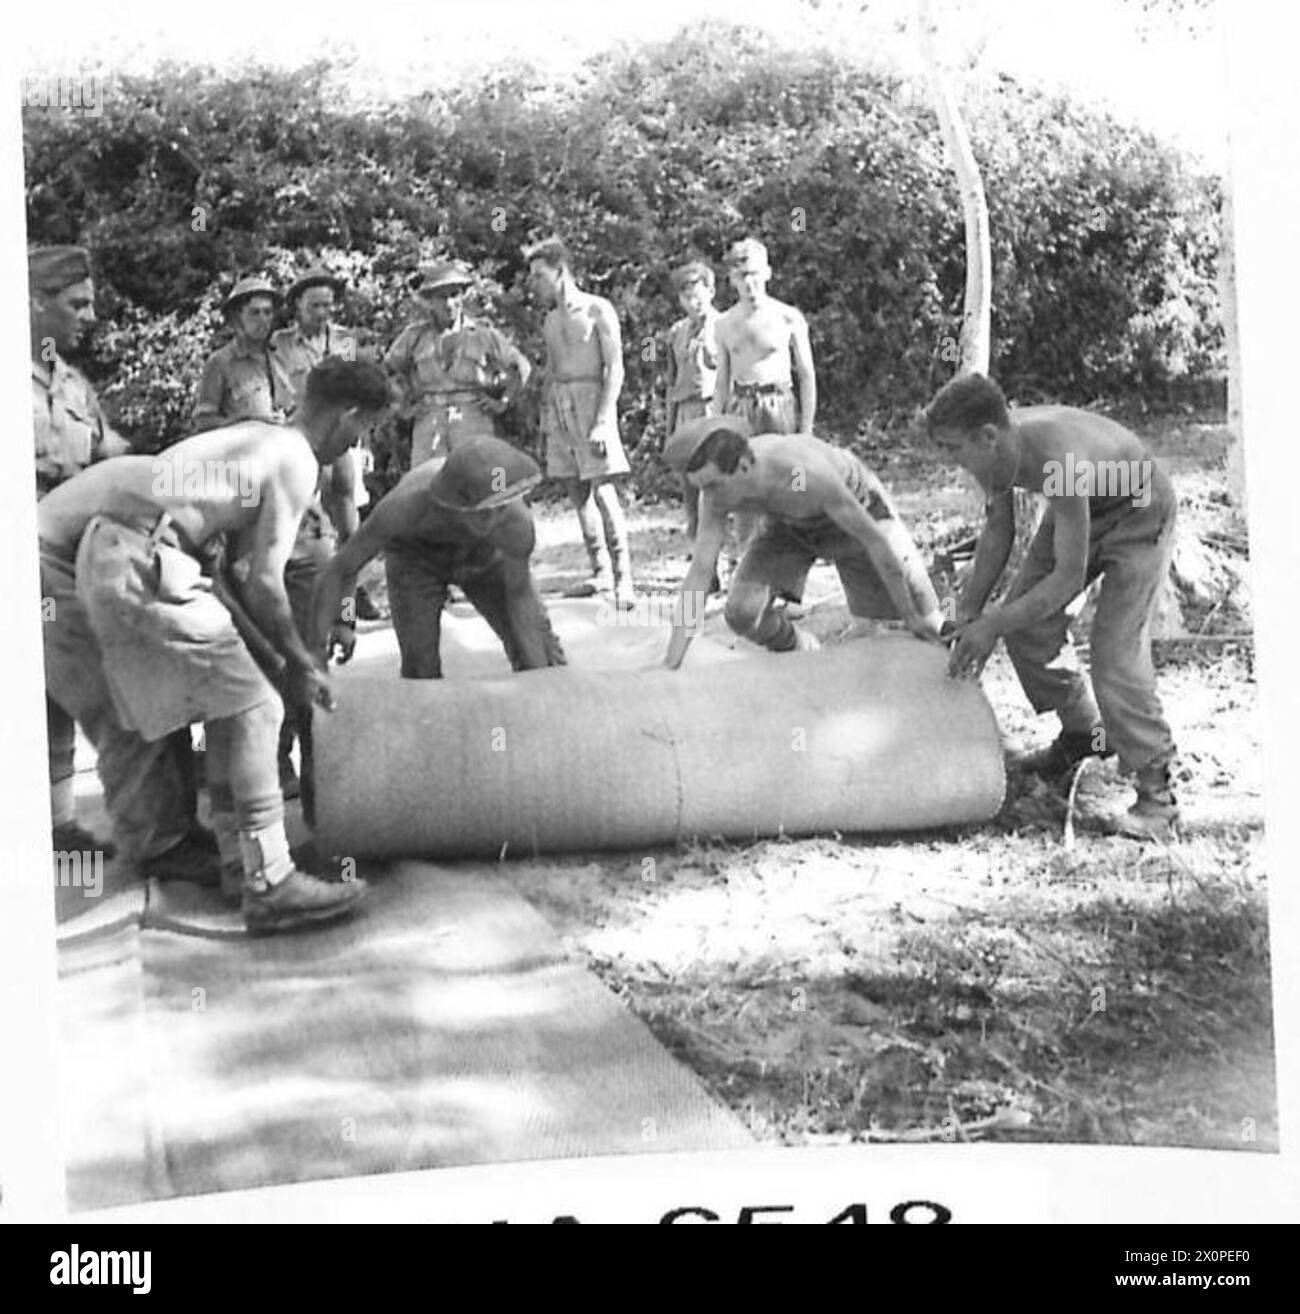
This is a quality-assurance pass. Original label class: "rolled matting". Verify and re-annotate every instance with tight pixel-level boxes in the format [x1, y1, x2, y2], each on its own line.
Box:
[313, 636, 1005, 858]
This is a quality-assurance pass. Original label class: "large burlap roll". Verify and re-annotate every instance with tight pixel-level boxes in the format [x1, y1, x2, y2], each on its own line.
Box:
[312, 636, 1004, 858]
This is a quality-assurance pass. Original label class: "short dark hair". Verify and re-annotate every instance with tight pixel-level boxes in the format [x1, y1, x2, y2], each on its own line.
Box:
[671, 261, 715, 292]
[686, 426, 751, 474]
[923, 373, 1011, 434]
[302, 358, 393, 412]
[525, 238, 571, 272]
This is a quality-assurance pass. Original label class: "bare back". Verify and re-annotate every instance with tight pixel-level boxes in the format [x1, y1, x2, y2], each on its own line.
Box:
[704, 433, 875, 522]
[1011, 407, 1149, 487]
[37, 421, 319, 566]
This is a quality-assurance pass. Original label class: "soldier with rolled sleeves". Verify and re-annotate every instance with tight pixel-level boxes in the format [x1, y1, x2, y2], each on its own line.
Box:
[193, 276, 297, 429]
[384, 259, 532, 471]
[31, 245, 220, 880]
[194, 274, 348, 798]
[664, 260, 720, 543]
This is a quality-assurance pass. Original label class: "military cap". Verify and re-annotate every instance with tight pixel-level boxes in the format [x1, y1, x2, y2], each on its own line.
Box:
[724, 238, 770, 273]
[428, 437, 541, 511]
[221, 275, 281, 316]
[29, 245, 93, 293]
[286, 267, 346, 305]
[662, 413, 751, 473]
[416, 260, 474, 295]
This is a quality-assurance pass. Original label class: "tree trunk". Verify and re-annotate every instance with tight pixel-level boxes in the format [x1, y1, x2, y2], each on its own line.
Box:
[916, 0, 1023, 543]
[1220, 174, 1246, 508]
[917, 0, 991, 377]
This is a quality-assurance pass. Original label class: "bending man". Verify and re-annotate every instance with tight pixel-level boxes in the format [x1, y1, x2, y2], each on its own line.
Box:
[663, 418, 943, 668]
[38, 358, 392, 934]
[312, 437, 565, 680]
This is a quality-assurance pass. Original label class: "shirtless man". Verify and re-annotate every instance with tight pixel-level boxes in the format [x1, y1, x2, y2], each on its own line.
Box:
[311, 437, 564, 680]
[662, 418, 943, 668]
[38, 358, 393, 934]
[924, 372, 1179, 839]
[526, 238, 635, 609]
[714, 238, 816, 436]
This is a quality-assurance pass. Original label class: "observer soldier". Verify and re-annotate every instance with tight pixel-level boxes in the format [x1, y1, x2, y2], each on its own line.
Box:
[192, 275, 297, 429]
[384, 259, 533, 470]
[663, 259, 720, 543]
[527, 237, 636, 608]
[714, 238, 817, 436]
[272, 266, 380, 622]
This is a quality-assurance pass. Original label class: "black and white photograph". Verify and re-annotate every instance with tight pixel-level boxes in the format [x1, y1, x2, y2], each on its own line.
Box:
[2, 0, 1297, 1228]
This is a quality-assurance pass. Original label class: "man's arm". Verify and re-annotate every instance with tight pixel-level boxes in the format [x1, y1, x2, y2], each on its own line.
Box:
[320, 453, 360, 541]
[498, 335, 533, 409]
[956, 490, 1015, 621]
[498, 545, 552, 670]
[664, 493, 727, 669]
[191, 354, 228, 433]
[713, 320, 732, 418]
[820, 477, 941, 637]
[789, 310, 816, 432]
[94, 417, 132, 459]
[309, 487, 411, 655]
[382, 330, 417, 416]
[989, 497, 1089, 633]
[239, 457, 330, 702]
[663, 324, 680, 441]
[948, 496, 1089, 679]
[588, 301, 624, 444]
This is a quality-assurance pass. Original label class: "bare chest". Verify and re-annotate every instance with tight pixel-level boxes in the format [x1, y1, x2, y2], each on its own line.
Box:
[722, 307, 792, 366]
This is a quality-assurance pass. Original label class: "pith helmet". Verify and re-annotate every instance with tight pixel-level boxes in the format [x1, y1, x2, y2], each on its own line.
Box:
[663, 413, 751, 472]
[428, 437, 542, 510]
[221, 275, 280, 316]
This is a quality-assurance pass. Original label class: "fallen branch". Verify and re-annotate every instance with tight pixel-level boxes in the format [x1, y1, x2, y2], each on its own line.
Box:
[860, 1106, 1033, 1143]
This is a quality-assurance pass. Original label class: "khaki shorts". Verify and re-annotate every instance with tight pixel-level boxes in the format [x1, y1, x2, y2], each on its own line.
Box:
[75, 515, 275, 741]
[543, 379, 629, 481]
[724, 385, 798, 435]
[735, 514, 935, 622]
[670, 397, 712, 431]
[412, 399, 499, 468]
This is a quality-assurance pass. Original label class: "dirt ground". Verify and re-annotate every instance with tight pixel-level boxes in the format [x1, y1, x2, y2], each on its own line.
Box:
[361, 413, 1274, 1150]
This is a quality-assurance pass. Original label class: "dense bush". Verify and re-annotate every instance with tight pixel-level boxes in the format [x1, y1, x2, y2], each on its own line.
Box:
[24, 24, 1223, 494]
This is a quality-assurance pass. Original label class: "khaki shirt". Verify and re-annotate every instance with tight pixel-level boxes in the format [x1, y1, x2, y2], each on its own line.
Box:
[666, 311, 718, 404]
[33, 354, 123, 498]
[384, 318, 528, 421]
[193, 338, 296, 426]
[269, 322, 366, 408]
